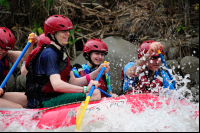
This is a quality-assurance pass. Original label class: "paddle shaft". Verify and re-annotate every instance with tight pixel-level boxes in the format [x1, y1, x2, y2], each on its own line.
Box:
[73, 71, 112, 97]
[88, 66, 106, 96]
[158, 50, 176, 88]
[1, 40, 32, 89]
[76, 64, 107, 130]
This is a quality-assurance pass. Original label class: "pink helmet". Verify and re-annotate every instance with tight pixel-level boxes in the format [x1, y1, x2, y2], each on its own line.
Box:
[83, 39, 108, 57]
[44, 15, 74, 36]
[0, 27, 15, 50]
[138, 40, 164, 58]
[37, 33, 51, 47]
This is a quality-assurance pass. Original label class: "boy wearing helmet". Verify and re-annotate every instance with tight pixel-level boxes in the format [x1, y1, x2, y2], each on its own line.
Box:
[0, 27, 37, 108]
[121, 40, 175, 95]
[72, 39, 118, 98]
[25, 15, 110, 108]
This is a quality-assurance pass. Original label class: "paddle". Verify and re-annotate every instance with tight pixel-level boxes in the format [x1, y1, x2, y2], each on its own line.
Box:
[157, 50, 176, 89]
[0, 34, 33, 89]
[72, 70, 112, 98]
[76, 61, 107, 131]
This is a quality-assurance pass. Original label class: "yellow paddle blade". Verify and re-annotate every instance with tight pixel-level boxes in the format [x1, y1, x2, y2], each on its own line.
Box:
[76, 96, 91, 131]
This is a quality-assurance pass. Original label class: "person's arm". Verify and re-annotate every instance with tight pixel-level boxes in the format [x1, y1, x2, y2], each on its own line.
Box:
[21, 65, 28, 76]
[50, 74, 100, 94]
[126, 53, 151, 78]
[69, 62, 110, 86]
[7, 33, 37, 63]
[0, 88, 4, 96]
[126, 42, 163, 78]
[50, 74, 85, 93]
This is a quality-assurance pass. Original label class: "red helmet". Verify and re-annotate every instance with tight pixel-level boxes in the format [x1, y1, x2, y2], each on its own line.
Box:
[44, 15, 74, 36]
[37, 33, 51, 47]
[0, 27, 15, 50]
[138, 40, 164, 58]
[83, 39, 108, 57]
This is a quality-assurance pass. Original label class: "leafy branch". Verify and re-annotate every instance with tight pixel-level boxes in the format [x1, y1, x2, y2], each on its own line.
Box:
[0, 0, 10, 10]
[31, 22, 44, 35]
[68, 27, 81, 47]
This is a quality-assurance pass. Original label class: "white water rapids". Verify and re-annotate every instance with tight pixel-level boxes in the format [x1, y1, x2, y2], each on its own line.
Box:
[0, 67, 199, 132]
[0, 88, 199, 132]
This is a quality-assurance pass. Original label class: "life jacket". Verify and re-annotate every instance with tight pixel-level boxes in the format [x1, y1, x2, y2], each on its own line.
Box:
[73, 63, 108, 98]
[121, 66, 163, 95]
[0, 56, 10, 87]
[25, 44, 71, 108]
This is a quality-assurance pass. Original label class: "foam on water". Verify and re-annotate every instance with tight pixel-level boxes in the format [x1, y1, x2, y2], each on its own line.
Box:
[0, 66, 199, 132]
[80, 94, 199, 132]
[0, 90, 198, 132]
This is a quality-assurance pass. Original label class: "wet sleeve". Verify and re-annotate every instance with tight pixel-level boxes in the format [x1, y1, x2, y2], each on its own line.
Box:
[123, 62, 137, 91]
[162, 70, 175, 90]
[124, 62, 135, 79]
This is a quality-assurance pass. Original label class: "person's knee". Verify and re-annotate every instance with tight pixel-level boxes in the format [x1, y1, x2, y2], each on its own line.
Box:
[91, 89, 101, 100]
[0, 98, 24, 108]
[14, 104, 23, 108]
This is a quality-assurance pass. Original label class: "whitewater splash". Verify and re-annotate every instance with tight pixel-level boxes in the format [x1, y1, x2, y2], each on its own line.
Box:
[0, 91, 199, 132]
[0, 66, 199, 132]
[80, 92, 199, 132]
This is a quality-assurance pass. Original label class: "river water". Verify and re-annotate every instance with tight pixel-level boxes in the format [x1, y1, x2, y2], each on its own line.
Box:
[0, 67, 199, 132]
[0, 88, 199, 132]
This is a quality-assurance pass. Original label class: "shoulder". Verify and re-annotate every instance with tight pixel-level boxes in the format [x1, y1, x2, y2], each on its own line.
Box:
[82, 63, 88, 68]
[41, 47, 58, 58]
[82, 64, 90, 71]
[125, 62, 135, 68]
[43, 47, 57, 54]
[124, 62, 135, 72]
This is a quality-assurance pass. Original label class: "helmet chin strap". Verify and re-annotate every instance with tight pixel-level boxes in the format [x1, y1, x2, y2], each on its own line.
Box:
[84, 53, 99, 72]
[47, 33, 64, 50]
[89, 57, 99, 73]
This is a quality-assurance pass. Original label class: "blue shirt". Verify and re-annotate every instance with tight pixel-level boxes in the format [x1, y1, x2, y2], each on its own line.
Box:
[34, 48, 60, 77]
[72, 63, 112, 92]
[123, 62, 175, 91]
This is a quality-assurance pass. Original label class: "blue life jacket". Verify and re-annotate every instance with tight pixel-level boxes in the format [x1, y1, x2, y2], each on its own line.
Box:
[122, 62, 176, 93]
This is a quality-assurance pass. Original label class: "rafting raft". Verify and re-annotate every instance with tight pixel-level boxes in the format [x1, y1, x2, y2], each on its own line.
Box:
[0, 94, 199, 131]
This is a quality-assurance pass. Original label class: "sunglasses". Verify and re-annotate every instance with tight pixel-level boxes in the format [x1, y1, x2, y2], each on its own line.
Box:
[151, 56, 160, 59]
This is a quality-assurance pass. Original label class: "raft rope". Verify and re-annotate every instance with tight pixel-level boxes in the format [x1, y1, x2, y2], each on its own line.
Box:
[0, 94, 138, 117]
[0, 94, 149, 117]
[32, 94, 131, 119]
[32, 100, 87, 119]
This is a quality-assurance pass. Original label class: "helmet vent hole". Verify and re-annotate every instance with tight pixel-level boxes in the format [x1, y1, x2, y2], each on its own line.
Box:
[54, 16, 58, 17]
[9, 33, 11, 37]
[0, 39, 4, 44]
[62, 16, 65, 18]
[3, 30, 6, 33]
[59, 24, 65, 27]
[147, 42, 150, 43]
[94, 45, 98, 48]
